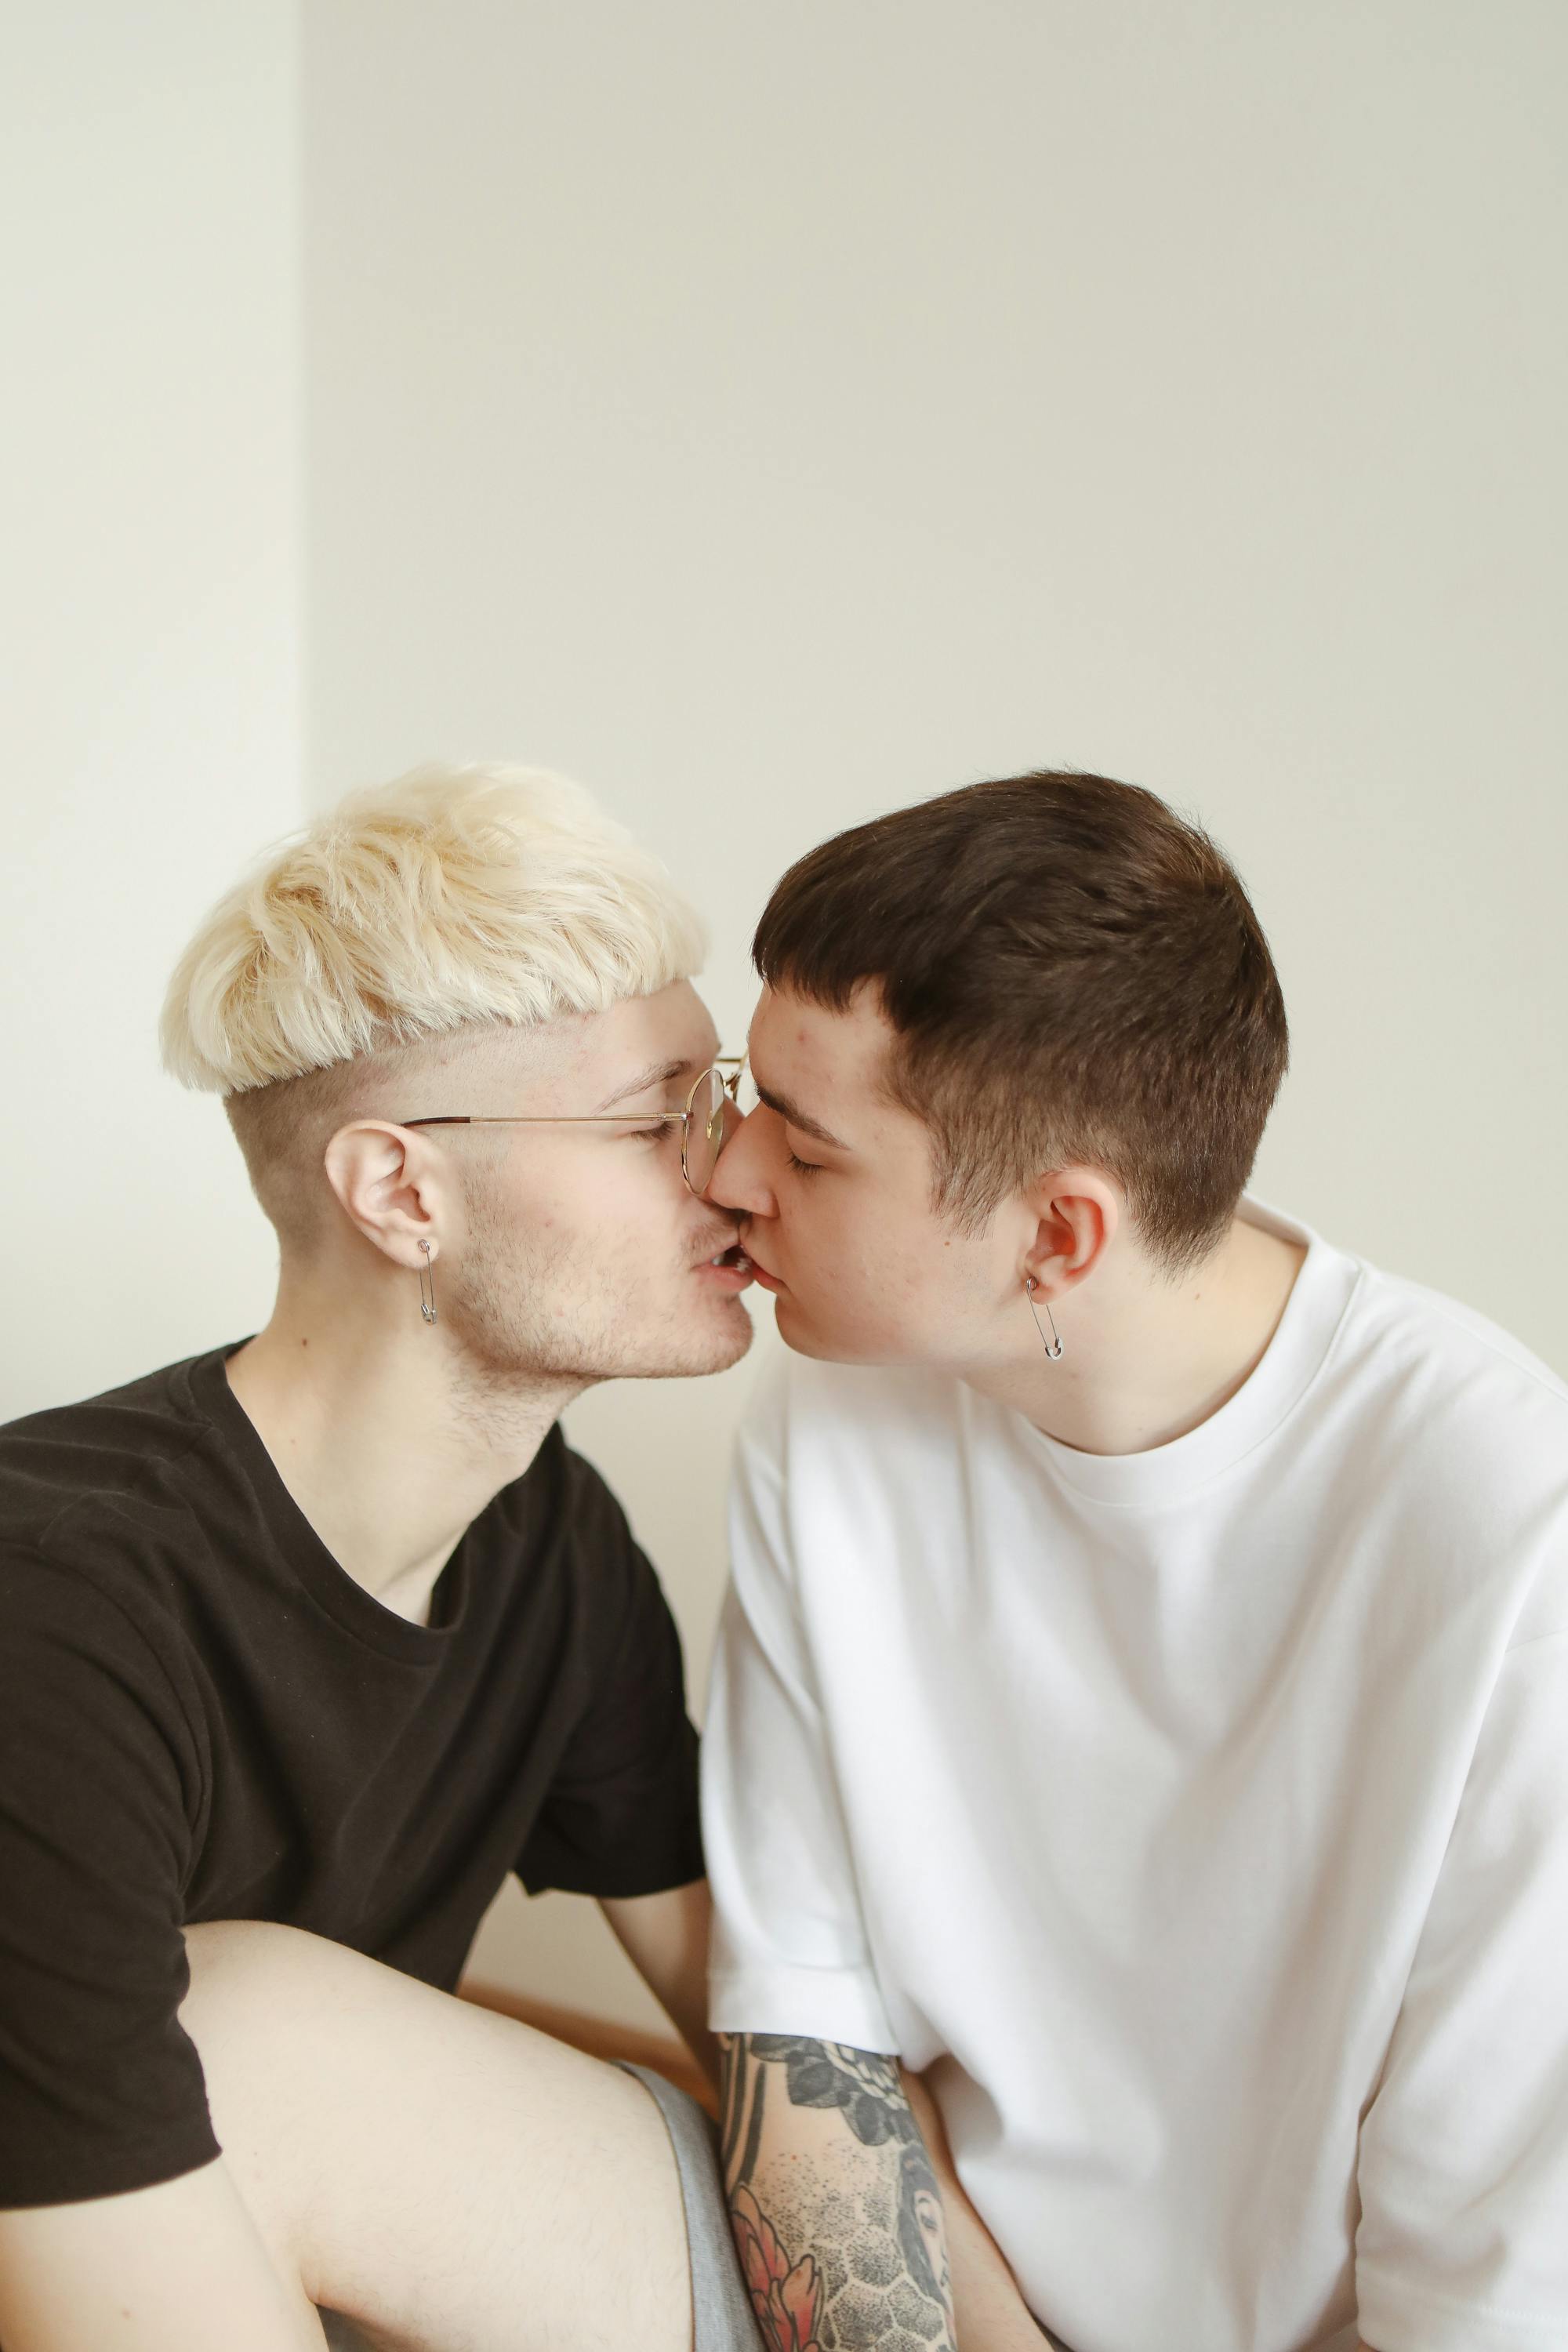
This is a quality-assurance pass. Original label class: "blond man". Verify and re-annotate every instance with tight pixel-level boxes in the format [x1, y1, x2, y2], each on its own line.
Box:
[0, 767, 764, 2350]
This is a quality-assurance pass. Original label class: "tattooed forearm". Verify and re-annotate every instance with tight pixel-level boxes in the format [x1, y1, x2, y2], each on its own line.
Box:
[720, 2034, 956, 2352]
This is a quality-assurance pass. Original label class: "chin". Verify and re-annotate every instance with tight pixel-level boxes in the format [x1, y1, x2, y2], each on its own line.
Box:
[771, 1297, 855, 1363]
[774, 1294, 915, 1367]
[621, 1301, 757, 1381]
[691, 1312, 756, 1376]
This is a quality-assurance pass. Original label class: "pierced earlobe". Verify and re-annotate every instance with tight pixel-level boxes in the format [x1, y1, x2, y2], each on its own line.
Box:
[1024, 1275, 1064, 1361]
[418, 1240, 437, 1326]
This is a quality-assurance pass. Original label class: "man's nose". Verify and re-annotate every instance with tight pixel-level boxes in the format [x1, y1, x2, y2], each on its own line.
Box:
[706, 1109, 775, 1218]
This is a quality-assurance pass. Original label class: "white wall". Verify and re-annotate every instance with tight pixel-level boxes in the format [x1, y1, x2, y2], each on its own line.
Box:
[301, 1, 1568, 2030]
[0, 4, 303, 1419]
[8, 5, 1563, 2041]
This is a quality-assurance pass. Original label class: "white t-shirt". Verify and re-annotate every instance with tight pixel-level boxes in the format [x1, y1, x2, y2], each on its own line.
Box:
[702, 1200, 1568, 2352]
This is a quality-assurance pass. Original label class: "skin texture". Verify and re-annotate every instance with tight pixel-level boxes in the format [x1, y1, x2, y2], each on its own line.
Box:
[604, 1878, 721, 2092]
[390, 982, 755, 1388]
[226, 978, 754, 1624]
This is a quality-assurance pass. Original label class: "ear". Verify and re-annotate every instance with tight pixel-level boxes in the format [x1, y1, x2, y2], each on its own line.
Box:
[1020, 1165, 1120, 1297]
[321, 1122, 457, 1271]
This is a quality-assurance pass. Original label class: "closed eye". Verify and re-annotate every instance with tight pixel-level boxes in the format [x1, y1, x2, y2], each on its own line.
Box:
[786, 1149, 822, 1177]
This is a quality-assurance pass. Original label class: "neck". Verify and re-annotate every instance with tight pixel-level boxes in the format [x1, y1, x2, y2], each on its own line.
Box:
[967, 1210, 1308, 1457]
[225, 1268, 584, 1624]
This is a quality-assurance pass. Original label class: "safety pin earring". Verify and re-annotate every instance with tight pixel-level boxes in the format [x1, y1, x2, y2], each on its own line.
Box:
[1024, 1276, 1064, 1361]
[418, 1240, 437, 1326]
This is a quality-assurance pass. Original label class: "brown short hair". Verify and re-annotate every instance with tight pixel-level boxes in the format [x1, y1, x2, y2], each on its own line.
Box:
[752, 771, 1289, 1273]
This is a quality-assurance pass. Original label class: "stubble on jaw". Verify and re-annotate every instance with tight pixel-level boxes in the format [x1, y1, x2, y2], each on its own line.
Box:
[439, 1166, 754, 1406]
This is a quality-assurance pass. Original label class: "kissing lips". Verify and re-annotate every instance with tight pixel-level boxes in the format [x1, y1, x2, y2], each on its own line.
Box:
[739, 1248, 784, 1294]
[698, 1241, 755, 1293]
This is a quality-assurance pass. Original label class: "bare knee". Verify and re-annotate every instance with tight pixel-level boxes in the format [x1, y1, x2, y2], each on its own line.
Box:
[178, 1927, 688, 2340]
[179, 1922, 407, 2133]
[179, 1922, 365, 2278]
[184, 1916, 343, 1998]
[184, 1918, 394, 2051]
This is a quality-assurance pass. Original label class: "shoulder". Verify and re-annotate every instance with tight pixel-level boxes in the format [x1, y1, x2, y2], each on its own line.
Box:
[476, 1421, 626, 1543]
[1349, 1254, 1567, 1410]
[1330, 1254, 1568, 1642]
[517, 1425, 673, 1630]
[0, 1541, 202, 1788]
[0, 1350, 227, 1558]
[548, 1425, 642, 1560]
[0, 1357, 239, 1708]
[1338, 1254, 1568, 1473]
[728, 1350, 972, 1621]
[736, 1345, 965, 1476]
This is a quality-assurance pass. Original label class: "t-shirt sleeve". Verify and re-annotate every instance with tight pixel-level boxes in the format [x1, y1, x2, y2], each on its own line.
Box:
[1355, 1628, 1568, 2352]
[514, 1453, 705, 1900]
[701, 1367, 899, 2053]
[0, 1550, 217, 2208]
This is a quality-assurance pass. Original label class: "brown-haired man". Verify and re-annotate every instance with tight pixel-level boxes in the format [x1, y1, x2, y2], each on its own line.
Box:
[700, 773, 1568, 2352]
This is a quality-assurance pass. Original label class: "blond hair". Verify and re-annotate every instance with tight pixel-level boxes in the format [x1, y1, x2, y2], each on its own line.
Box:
[161, 762, 706, 1246]
[162, 762, 705, 1093]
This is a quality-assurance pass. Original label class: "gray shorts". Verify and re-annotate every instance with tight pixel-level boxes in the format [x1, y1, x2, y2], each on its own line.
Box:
[621, 2063, 764, 2351]
[318, 2062, 761, 2351]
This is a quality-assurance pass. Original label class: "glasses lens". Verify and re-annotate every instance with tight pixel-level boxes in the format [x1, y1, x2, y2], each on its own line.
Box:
[684, 1066, 749, 1195]
[684, 1068, 723, 1195]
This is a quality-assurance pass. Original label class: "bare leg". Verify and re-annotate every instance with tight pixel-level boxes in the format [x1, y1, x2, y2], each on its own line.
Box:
[180, 1920, 692, 2352]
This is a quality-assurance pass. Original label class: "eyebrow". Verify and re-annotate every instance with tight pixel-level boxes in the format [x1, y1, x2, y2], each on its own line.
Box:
[593, 1057, 701, 1113]
[753, 1080, 852, 1152]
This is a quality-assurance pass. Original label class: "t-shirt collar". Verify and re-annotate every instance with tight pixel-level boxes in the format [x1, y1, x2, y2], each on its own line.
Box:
[1009, 1196, 1363, 1510]
[180, 1341, 473, 1659]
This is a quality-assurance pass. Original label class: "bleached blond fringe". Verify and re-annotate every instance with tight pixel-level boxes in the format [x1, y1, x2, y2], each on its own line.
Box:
[161, 764, 708, 1095]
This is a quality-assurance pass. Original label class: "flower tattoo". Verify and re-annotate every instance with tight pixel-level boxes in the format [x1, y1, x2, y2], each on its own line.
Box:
[732, 2183, 827, 2352]
[748, 2037, 913, 2150]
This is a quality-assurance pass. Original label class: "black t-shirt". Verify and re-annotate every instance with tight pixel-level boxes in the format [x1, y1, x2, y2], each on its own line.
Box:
[0, 1344, 704, 2209]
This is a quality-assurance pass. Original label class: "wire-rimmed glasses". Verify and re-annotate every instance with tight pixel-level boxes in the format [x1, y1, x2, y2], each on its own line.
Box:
[399, 1056, 753, 1197]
